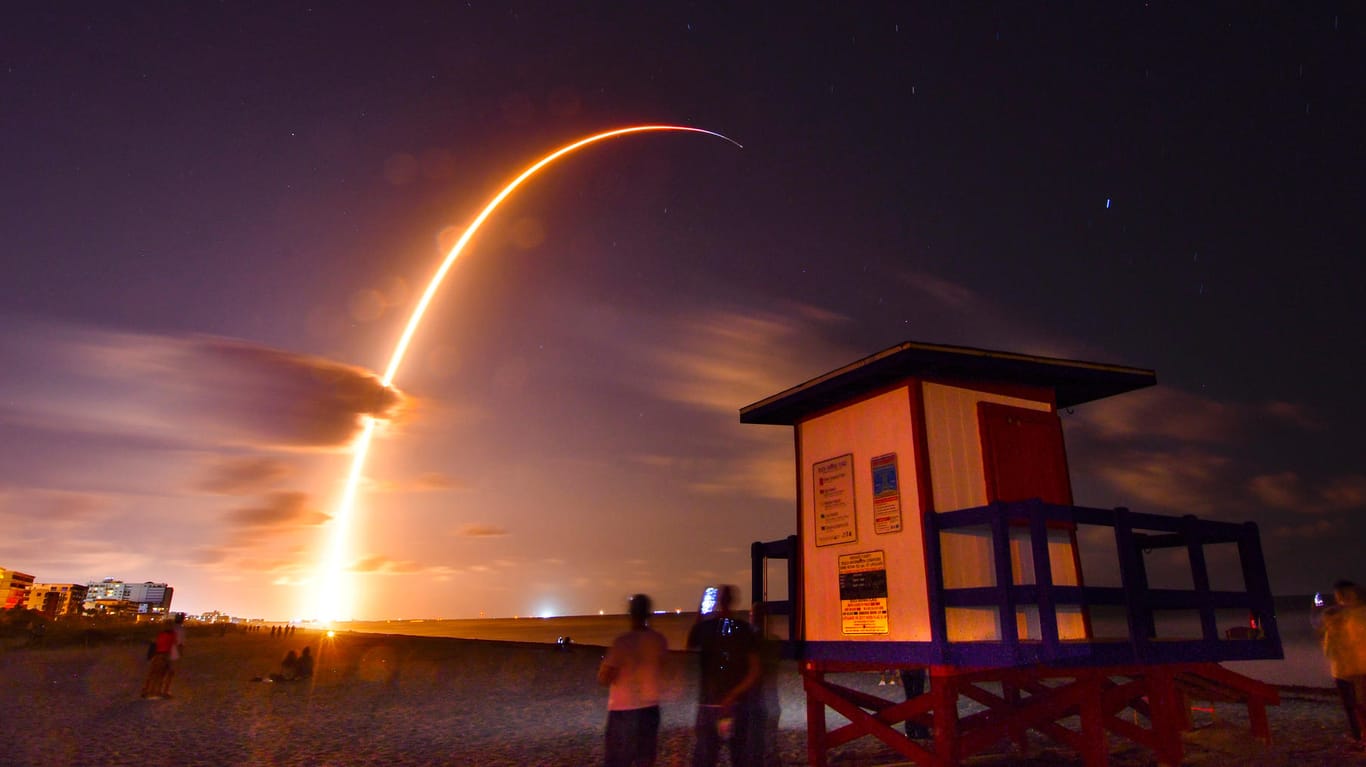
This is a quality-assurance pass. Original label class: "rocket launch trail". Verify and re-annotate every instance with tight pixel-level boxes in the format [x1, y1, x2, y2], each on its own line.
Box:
[315, 125, 740, 622]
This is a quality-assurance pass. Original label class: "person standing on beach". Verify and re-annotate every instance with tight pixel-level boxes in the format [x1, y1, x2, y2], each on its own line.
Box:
[598, 593, 669, 767]
[1315, 580, 1366, 745]
[687, 585, 761, 767]
[159, 612, 186, 697]
[140, 621, 178, 699]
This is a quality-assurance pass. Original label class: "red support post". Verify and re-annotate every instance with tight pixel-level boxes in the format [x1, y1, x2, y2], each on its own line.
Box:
[1078, 672, 1109, 767]
[1146, 667, 1185, 767]
[804, 665, 829, 767]
[931, 666, 959, 767]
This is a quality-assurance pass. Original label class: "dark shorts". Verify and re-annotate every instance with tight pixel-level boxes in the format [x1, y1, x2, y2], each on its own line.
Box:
[605, 705, 660, 767]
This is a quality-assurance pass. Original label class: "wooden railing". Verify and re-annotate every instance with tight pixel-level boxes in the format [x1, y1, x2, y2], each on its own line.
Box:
[753, 501, 1284, 667]
[927, 500, 1283, 667]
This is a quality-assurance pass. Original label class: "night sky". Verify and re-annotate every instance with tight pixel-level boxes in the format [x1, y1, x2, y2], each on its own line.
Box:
[2, 4, 1363, 621]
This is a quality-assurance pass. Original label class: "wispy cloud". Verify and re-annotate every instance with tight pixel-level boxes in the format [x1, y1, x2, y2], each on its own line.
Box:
[643, 304, 851, 415]
[221, 491, 331, 553]
[195, 456, 294, 495]
[0, 320, 404, 451]
[457, 523, 509, 538]
[350, 555, 425, 574]
[1249, 472, 1366, 514]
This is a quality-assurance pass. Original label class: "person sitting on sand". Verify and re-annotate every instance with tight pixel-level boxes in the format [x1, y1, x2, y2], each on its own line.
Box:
[599, 593, 668, 767]
[270, 650, 299, 682]
[1316, 580, 1366, 745]
[296, 646, 314, 679]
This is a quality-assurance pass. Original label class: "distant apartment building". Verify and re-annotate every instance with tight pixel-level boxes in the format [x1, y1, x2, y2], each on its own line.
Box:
[84, 578, 128, 614]
[1, 567, 36, 610]
[82, 578, 173, 615]
[26, 583, 89, 618]
[126, 581, 174, 615]
[85, 578, 127, 602]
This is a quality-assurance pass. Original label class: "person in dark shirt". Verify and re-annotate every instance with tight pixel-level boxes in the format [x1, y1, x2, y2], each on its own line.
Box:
[686, 585, 761, 767]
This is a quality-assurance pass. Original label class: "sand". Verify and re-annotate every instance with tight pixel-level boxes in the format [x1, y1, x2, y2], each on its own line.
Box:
[3, 628, 1364, 767]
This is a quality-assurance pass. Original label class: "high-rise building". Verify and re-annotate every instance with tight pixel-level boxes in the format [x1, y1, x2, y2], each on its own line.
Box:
[0, 568, 36, 610]
[84, 578, 127, 614]
[26, 583, 89, 618]
[82, 578, 174, 615]
[126, 582, 174, 615]
[84, 578, 127, 602]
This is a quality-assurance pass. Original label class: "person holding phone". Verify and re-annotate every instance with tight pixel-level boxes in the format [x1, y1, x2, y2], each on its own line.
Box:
[687, 584, 762, 767]
[1316, 580, 1366, 746]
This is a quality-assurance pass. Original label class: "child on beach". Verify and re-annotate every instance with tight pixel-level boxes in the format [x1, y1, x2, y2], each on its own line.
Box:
[599, 594, 668, 767]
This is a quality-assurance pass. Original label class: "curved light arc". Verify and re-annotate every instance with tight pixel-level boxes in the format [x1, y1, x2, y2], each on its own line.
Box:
[316, 125, 740, 623]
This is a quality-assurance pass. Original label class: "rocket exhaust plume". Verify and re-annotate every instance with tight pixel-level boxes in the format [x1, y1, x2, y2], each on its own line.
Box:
[315, 125, 740, 622]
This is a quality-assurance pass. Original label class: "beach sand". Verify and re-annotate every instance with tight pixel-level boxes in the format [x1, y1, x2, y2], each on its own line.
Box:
[3, 629, 1365, 767]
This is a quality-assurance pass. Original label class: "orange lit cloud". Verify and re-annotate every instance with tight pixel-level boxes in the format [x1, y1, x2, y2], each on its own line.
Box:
[195, 456, 294, 495]
[226, 491, 330, 530]
[1249, 471, 1366, 514]
[457, 523, 508, 538]
[350, 555, 425, 574]
[185, 338, 403, 448]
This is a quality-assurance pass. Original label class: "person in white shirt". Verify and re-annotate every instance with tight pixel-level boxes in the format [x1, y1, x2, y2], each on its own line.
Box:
[598, 594, 669, 767]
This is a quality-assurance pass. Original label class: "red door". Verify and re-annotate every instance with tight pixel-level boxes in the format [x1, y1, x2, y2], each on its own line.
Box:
[977, 402, 1072, 505]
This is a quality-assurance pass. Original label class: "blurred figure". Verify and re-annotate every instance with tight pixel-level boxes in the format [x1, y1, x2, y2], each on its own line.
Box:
[140, 620, 178, 699]
[1315, 580, 1366, 744]
[160, 613, 186, 697]
[599, 594, 668, 767]
[688, 585, 761, 767]
[297, 646, 314, 679]
[271, 650, 300, 682]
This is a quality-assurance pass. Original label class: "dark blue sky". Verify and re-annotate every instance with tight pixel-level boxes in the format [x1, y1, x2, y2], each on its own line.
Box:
[1, 3, 1362, 619]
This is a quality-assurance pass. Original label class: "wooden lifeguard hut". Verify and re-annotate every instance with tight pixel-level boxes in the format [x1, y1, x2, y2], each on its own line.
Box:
[742, 340, 1282, 767]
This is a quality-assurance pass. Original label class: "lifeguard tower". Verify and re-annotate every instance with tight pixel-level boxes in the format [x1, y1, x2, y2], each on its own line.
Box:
[743, 340, 1282, 767]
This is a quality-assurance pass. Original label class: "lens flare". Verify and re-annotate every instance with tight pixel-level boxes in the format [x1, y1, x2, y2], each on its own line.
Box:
[314, 125, 740, 623]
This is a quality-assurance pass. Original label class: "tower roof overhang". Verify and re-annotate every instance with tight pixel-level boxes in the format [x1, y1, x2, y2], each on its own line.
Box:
[740, 340, 1156, 426]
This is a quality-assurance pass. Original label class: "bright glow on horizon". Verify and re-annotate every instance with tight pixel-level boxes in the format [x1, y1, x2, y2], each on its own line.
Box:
[311, 125, 741, 623]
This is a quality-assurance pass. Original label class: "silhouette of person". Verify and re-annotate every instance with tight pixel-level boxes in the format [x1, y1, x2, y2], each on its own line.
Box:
[599, 593, 669, 767]
[1316, 580, 1366, 743]
[297, 646, 314, 679]
[687, 585, 761, 767]
[271, 650, 299, 682]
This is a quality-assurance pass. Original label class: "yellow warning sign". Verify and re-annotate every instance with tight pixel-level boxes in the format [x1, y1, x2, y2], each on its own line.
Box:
[838, 550, 889, 635]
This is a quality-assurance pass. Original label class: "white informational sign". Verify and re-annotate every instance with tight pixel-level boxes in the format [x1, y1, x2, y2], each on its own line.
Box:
[814, 453, 857, 546]
[871, 452, 903, 534]
[839, 550, 889, 635]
